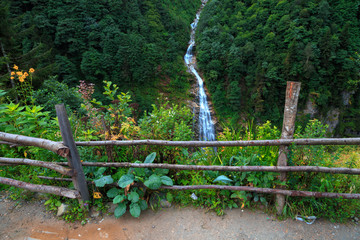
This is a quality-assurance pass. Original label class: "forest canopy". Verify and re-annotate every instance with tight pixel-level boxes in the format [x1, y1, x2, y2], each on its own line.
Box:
[0, 0, 201, 110]
[196, 0, 360, 135]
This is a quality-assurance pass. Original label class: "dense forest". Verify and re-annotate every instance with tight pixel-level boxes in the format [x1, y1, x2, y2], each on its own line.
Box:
[0, 0, 201, 111]
[196, 0, 360, 135]
[1, 0, 360, 135]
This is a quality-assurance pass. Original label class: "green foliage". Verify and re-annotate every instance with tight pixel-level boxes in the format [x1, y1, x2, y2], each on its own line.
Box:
[138, 101, 193, 163]
[287, 120, 360, 221]
[44, 196, 62, 212]
[33, 77, 83, 116]
[196, 0, 360, 128]
[93, 153, 174, 218]
[1, 0, 202, 108]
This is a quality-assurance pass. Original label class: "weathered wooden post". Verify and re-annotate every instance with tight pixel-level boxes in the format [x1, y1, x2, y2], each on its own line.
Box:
[276, 81, 301, 215]
[56, 104, 90, 201]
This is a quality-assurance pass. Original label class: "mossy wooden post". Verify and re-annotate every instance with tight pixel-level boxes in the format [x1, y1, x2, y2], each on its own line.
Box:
[56, 104, 90, 201]
[276, 81, 301, 215]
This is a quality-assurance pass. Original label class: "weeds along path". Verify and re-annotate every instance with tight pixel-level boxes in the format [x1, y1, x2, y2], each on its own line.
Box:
[0, 194, 359, 240]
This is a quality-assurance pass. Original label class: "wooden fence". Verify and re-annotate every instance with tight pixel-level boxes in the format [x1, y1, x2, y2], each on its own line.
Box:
[1, 82, 360, 215]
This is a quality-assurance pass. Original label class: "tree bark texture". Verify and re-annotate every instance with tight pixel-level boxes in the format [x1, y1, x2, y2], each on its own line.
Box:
[0, 177, 80, 199]
[56, 161, 360, 175]
[35, 176, 360, 199]
[160, 185, 360, 199]
[0, 157, 74, 176]
[276, 81, 301, 215]
[56, 104, 90, 201]
[74, 138, 360, 147]
[0, 132, 69, 157]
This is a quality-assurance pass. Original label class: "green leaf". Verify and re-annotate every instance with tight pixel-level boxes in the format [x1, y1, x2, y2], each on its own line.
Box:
[166, 192, 173, 203]
[181, 148, 189, 156]
[94, 175, 114, 187]
[107, 188, 121, 198]
[95, 167, 107, 178]
[144, 152, 156, 163]
[113, 195, 125, 204]
[130, 202, 141, 218]
[154, 168, 169, 175]
[139, 199, 148, 211]
[260, 197, 267, 204]
[247, 175, 255, 182]
[118, 174, 134, 188]
[114, 203, 127, 218]
[55, 200, 61, 207]
[0, 117, 11, 122]
[133, 167, 146, 177]
[144, 174, 162, 190]
[213, 175, 233, 184]
[160, 176, 173, 186]
[128, 191, 139, 203]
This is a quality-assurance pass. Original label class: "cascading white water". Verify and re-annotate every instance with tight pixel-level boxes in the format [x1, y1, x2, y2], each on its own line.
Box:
[184, 0, 215, 141]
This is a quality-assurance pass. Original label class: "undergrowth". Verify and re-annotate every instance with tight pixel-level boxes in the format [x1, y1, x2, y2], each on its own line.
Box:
[0, 78, 359, 223]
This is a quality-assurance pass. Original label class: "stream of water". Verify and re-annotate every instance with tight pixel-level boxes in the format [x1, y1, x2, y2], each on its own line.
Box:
[184, 0, 215, 141]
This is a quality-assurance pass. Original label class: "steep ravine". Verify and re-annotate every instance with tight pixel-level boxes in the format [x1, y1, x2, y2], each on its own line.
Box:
[185, 0, 219, 141]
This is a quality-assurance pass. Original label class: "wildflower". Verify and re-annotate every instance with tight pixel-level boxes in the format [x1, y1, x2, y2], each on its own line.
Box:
[29, 68, 35, 73]
[13, 65, 18, 70]
[24, 72, 29, 77]
[10, 76, 14, 79]
[11, 72, 15, 75]
[16, 71, 22, 76]
[19, 77, 25, 82]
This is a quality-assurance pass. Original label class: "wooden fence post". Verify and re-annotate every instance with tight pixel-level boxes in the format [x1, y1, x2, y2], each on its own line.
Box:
[276, 81, 301, 215]
[55, 104, 90, 201]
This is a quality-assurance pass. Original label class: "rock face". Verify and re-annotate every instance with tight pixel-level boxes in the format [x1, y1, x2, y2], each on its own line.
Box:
[301, 91, 358, 136]
[90, 206, 101, 218]
[324, 108, 340, 133]
[303, 97, 318, 118]
[187, 80, 221, 141]
[56, 203, 69, 217]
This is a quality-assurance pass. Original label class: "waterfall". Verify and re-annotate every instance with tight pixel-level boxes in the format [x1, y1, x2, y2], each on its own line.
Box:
[184, 0, 216, 141]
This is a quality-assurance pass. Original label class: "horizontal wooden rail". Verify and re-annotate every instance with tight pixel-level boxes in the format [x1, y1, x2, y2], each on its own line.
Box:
[0, 177, 80, 199]
[0, 132, 69, 157]
[0, 157, 74, 176]
[57, 161, 360, 175]
[161, 185, 360, 199]
[0, 140, 21, 147]
[36, 176, 360, 200]
[74, 138, 360, 147]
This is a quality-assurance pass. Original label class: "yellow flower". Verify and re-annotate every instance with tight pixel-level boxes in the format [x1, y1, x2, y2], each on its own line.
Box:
[24, 72, 29, 77]
[10, 76, 14, 79]
[29, 68, 35, 73]
[16, 71, 22, 76]
[19, 77, 25, 82]
[11, 72, 15, 75]
[13, 65, 18, 70]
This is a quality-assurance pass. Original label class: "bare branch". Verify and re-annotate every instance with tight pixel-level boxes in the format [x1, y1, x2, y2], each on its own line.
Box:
[57, 161, 360, 175]
[35, 177, 360, 200]
[0, 157, 74, 176]
[161, 185, 360, 199]
[0, 177, 80, 199]
[74, 138, 360, 147]
[0, 132, 69, 157]
[0, 141, 22, 147]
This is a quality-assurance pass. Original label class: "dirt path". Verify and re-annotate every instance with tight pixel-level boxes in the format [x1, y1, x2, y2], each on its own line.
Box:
[0, 193, 359, 240]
